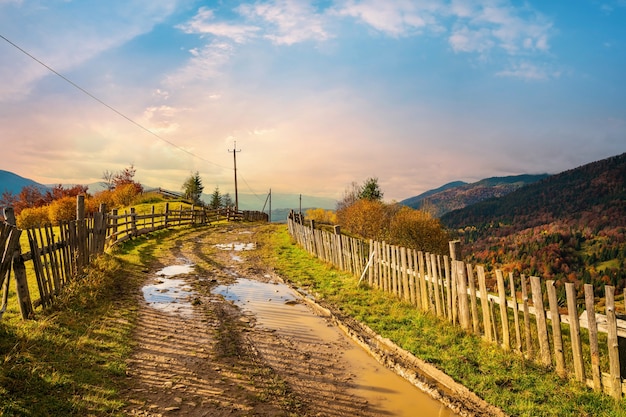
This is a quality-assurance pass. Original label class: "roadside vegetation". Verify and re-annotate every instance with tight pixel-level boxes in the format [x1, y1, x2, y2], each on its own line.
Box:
[252, 223, 626, 417]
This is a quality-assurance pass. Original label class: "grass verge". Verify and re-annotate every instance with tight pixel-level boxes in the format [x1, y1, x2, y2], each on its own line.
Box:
[252, 224, 626, 417]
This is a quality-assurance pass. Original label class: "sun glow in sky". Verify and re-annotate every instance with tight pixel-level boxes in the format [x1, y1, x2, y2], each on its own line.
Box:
[1, 0, 625, 202]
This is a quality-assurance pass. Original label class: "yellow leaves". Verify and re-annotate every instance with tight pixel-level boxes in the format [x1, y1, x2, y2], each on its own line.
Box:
[337, 201, 450, 253]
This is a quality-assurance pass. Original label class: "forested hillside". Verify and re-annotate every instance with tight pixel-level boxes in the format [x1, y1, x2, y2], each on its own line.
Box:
[441, 153, 626, 294]
[402, 174, 548, 217]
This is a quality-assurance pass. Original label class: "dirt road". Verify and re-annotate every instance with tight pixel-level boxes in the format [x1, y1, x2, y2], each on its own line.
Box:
[120, 224, 473, 417]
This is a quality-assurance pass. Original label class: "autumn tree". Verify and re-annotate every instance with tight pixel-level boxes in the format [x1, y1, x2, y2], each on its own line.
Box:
[111, 164, 143, 194]
[182, 172, 204, 205]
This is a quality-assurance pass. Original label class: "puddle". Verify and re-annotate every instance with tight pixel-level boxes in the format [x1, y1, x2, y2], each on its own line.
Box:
[143, 264, 196, 316]
[213, 278, 459, 417]
[156, 264, 194, 276]
[214, 242, 256, 251]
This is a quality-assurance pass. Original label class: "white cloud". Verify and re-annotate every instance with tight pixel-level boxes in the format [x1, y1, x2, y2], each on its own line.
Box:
[496, 61, 559, 81]
[237, 0, 332, 45]
[165, 41, 234, 85]
[177, 6, 261, 43]
[0, 0, 180, 101]
[334, 0, 442, 37]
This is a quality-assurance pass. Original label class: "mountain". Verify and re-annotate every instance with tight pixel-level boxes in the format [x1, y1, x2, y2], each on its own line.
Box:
[440, 152, 626, 290]
[400, 181, 467, 208]
[401, 174, 549, 217]
[0, 170, 49, 194]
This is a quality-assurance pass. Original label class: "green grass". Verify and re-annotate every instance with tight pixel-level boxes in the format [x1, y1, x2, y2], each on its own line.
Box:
[253, 224, 626, 417]
[0, 254, 138, 416]
[3, 221, 625, 416]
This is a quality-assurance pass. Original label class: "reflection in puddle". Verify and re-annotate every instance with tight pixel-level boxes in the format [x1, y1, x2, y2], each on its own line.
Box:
[156, 264, 194, 277]
[143, 264, 196, 316]
[213, 279, 459, 417]
[214, 242, 256, 251]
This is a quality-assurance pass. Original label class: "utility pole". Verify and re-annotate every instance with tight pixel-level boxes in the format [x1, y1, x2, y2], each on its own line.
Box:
[228, 140, 241, 211]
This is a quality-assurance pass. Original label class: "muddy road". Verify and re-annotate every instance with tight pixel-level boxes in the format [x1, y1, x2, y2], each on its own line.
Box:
[121, 224, 463, 417]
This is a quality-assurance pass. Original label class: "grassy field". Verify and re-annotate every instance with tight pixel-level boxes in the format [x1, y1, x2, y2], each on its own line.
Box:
[250, 224, 626, 417]
[1, 222, 626, 416]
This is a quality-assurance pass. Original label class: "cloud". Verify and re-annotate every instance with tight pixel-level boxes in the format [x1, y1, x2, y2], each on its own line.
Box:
[496, 61, 559, 81]
[0, 0, 180, 101]
[164, 41, 234, 86]
[333, 0, 442, 37]
[177, 6, 261, 43]
[237, 0, 332, 45]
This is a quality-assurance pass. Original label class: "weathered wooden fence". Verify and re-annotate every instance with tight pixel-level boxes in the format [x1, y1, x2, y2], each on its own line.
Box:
[0, 197, 268, 319]
[288, 217, 625, 399]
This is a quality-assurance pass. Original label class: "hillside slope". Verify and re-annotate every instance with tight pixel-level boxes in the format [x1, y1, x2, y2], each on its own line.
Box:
[402, 175, 548, 217]
[0, 170, 48, 194]
[441, 152, 626, 290]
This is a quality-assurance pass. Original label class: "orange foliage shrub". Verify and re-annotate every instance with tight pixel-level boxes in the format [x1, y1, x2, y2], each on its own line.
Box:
[389, 206, 450, 254]
[48, 196, 77, 224]
[16, 206, 50, 229]
[305, 208, 337, 224]
[112, 183, 139, 207]
[337, 200, 450, 254]
[336, 199, 392, 242]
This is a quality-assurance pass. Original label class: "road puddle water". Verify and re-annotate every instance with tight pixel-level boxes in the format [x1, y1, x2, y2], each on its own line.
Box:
[213, 278, 459, 417]
[142, 264, 196, 317]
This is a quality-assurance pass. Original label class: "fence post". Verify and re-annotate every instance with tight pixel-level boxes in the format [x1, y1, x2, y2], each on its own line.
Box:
[3, 208, 33, 319]
[477, 265, 492, 342]
[566, 282, 585, 382]
[521, 274, 533, 358]
[546, 280, 566, 377]
[530, 276, 551, 366]
[605, 286, 623, 399]
[583, 284, 602, 391]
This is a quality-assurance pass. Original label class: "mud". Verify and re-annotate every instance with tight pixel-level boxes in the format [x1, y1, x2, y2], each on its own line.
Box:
[122, 224, 502, 417]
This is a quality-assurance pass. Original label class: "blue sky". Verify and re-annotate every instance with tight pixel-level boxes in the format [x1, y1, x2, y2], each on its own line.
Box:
[0, 0, 624, 203]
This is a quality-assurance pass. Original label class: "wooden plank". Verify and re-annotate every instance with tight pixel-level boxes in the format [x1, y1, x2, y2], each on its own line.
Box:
[467, 264, 480, 334]
[425, 253, 433, 312]
[566, 282, 585, 382]
[521, 274, 533, 358]
[431, 254, 442, 316]
[584, 284, 602, 391]
[456, 261, 470, 329]
[547, 280, 566, 378]
[444, 255, 452, 321]
[530, 276, 551, 366]
[418, 251, 427, 312]
[413, 250, 422, 310]
[477, 265, 492, 342]
[605, 286, 622, 399]
[496, 270, 510, 351]
[401, 247, 410, 302]
[509, 272, 522, 352]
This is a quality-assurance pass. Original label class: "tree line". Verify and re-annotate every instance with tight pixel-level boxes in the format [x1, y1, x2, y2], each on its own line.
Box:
[0, 166, 233, 229]
[307, 177, 450, 255]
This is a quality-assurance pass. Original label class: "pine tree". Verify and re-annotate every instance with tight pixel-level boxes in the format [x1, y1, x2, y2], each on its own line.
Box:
[182, 172, 204, 205]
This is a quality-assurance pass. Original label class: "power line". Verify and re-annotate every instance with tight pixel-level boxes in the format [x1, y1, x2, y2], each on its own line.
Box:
[0, 33, 229, 170]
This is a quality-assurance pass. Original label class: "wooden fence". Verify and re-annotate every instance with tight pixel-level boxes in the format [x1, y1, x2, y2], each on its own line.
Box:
[288, 217, 625, 399]
[0, 197, 268, 319]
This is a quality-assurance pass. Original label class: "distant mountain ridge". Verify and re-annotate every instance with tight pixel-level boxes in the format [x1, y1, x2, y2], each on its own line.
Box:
[401, 174, 549, 217]
[441, 153, 626, 231]
[0, 170, 49, 194]
[438, 152, 626, 289]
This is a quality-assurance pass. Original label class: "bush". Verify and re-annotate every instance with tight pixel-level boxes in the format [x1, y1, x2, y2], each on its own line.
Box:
[48, 196, 77, 224]
[337, 200, 450, 254]
[389, 206, 450, 254]
[305, 208, 337, 224]
[112, 183, 139, 207]
[16, 206, 50, 228]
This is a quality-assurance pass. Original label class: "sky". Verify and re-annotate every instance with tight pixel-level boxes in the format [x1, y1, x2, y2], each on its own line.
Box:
[0, 0, 625, 205]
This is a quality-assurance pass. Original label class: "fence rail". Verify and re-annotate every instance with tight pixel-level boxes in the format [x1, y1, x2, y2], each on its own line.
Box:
[0, 197, 268, 319]
[288, 216, 625, 399]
